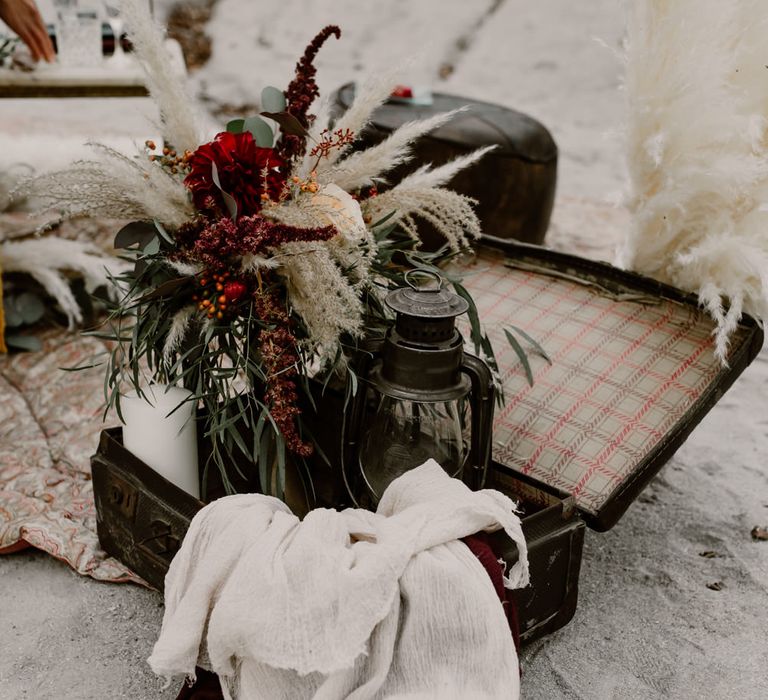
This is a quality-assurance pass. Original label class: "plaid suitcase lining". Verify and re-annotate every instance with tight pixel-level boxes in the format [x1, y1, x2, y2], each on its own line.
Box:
[461, 253, 740, 516]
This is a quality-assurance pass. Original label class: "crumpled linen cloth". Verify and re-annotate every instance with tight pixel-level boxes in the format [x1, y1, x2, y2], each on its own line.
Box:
[149, 460, 529, 700]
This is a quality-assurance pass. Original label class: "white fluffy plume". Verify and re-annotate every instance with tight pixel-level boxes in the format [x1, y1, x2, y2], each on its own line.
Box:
[320, 109, 467, 191]
[362, 148, 493, 250]
[622, 0, 768, 361]
[121, 0, 201, 152]
[19, 144, 194, 227]
[0, 237, 126, 327]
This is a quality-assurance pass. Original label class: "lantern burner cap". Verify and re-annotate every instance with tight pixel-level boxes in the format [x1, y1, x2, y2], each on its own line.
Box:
[386, 270, 469, 344]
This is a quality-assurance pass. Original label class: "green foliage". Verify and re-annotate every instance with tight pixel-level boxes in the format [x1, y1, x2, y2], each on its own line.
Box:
[260, 111, 309, 137]
[260, 86, 287, 114]
[243, 115, 274, 148]
[3, 292, 45, 327]
[89, 208, 548, 502]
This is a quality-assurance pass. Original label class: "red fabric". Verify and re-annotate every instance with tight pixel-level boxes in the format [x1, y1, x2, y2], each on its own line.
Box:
[461, 532, 521, 656]
[175, 533, 520, 698]
[0, 540, 31, 554]
[175, 668, 223, 700]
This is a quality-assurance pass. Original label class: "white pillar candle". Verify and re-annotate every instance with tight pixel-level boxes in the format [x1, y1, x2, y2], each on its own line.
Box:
[121, 384, 200, 499]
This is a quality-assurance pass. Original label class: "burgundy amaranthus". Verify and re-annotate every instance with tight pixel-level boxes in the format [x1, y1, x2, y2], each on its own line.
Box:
[253, 288, 312, 457]
[175, 216, 337, 272]
[279, 25, 341, 161]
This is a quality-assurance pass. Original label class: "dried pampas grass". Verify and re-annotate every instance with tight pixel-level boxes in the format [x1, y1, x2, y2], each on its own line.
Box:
[363, 147, 493, 251]
[20, 143, 194, 227]
[277, 242, 364, 359]
[623, 0, 768, 361]
[0, 237, 126, 327]
[120, 0, 201, 153]
[320, 109, 466, 191]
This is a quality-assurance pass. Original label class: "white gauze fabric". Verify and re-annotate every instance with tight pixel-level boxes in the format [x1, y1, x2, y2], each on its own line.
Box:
[148, 460, 529, 699]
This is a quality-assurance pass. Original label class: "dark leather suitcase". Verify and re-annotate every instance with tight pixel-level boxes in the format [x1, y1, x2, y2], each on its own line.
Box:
[91, 239, 763, 645]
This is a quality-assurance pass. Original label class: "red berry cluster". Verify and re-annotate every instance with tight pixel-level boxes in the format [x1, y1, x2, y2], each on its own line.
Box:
[193, 272, 249, 321]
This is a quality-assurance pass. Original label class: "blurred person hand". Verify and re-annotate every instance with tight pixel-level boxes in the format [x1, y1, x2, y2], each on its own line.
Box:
[0, 0, 55, 62]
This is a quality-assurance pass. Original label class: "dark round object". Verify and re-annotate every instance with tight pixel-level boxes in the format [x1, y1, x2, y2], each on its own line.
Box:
[332, 83, 557, 246]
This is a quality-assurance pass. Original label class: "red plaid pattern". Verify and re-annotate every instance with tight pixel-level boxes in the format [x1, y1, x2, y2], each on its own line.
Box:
[461, 251, 745, 516]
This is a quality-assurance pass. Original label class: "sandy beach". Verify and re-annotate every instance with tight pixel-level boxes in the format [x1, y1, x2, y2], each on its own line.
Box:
[1, 1, 766, 698]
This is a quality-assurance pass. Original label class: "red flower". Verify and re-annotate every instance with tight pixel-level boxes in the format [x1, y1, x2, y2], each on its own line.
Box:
[185, 131, 286, 218]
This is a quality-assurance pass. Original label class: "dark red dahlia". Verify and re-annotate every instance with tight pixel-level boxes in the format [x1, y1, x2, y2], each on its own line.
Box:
[185, 131, 286, 218]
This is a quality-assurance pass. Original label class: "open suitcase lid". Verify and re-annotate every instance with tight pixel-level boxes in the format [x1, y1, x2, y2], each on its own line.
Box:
[463, 238, 764, 531]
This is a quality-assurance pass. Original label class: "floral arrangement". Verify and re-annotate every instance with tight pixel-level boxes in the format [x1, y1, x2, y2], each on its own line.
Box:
[24, 2, 499, 496]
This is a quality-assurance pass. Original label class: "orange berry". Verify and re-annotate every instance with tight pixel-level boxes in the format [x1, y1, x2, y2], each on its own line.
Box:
[145, 139, 156, 150]
[216, 283, 223, 291]
[218, 295, 226, 304]
[192, 295, 199, 301]
[200, 278, 207, 286]
[219, 303, 227, 311]
[291, 176, 300, 184]
[162, 147, 170, 155]
[308, 183, 318, 193]
[216, 311, 223, 320]
[201, 299, 211, 308]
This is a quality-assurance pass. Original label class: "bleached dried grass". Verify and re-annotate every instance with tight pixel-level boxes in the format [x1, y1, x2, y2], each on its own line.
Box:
[162, 305, 196, 362]
[20, 144, 194, 227]
[277, 242, 364, 359]
[362, 149, 493, 250]
[121, 0, 201, 153]
[0, 237, 126, 327]
[320, 109, 466, 191]
[623, 0, 768, 361]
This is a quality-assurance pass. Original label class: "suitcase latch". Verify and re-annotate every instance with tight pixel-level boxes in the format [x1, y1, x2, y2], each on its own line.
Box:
[138, 519, 181, 560]
[107, 474, 138, 520]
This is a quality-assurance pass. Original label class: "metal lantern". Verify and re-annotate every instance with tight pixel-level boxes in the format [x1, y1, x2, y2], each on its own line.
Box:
[343, 270, 495, 507]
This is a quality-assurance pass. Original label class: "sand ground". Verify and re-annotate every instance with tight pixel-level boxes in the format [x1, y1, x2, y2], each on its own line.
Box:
[1, 1, 767, 698]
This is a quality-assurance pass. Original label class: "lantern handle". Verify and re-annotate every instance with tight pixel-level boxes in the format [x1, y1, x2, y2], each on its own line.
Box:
[404, 268, 443, 292]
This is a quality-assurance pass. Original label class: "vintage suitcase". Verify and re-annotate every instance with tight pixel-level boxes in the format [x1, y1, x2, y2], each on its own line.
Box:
[332, 84, 558, 246]
[92, 239, 763, 645]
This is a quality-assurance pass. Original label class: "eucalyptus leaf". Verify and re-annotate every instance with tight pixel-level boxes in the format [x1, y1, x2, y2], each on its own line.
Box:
[261, 85, 286, 113]
[2, 297, 23, 327]
[226, 118, 245, 134]
[154, 220, 175, 246]
[260, 111, 309, 137]
[5, 333, 42, 352]
[114, 221, 156, 250]
[243, 115, 274, 148]
[143, 236, 161, 256]
[10, 292, 45, 326]
[136, 276, 192, 303]
[210, 161, 239, 220]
